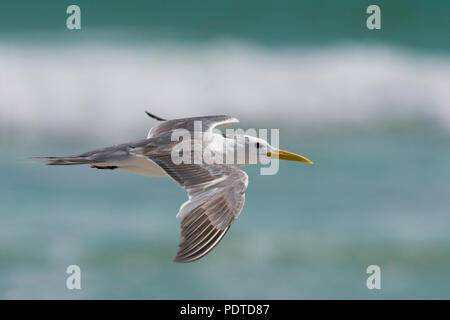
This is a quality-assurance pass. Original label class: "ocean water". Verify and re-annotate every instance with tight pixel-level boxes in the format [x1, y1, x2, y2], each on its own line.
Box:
[1, 126, 449, 299]
[1, 0, 450, 299]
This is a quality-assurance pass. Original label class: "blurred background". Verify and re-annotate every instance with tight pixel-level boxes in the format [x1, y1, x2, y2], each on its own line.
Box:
[0, 0, 449, 299]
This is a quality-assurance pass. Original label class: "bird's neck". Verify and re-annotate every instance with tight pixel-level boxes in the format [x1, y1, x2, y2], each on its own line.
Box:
[206, 133, 250, 167]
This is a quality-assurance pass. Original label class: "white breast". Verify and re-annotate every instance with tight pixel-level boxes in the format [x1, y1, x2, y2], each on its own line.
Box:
[96, 155, 168, 177]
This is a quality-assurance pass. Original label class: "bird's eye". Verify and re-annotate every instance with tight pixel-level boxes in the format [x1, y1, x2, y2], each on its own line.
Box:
[256, 142, 260, 149]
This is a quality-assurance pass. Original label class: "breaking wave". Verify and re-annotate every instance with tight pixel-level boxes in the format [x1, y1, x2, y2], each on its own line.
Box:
[1, 41, 450, 142]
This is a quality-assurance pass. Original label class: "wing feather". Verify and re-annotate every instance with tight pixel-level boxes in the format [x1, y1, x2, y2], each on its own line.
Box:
[148, 154, 248, 263]
[147, 115, 238, 139]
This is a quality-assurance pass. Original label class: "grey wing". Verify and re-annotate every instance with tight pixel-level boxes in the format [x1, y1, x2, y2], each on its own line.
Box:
[149, 155, 248, 263]
[147, 115, 239, 138]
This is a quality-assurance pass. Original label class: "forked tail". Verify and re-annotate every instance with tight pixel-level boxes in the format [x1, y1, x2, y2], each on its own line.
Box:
[37, 156, 95, 166]
[36, 138, 149, 168]
[37, 111, 162, 167]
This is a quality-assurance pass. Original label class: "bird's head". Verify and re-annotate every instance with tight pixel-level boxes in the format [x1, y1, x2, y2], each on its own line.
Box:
[229, 134, 313, 166]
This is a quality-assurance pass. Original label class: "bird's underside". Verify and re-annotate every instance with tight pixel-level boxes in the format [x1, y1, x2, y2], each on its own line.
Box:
[42, 115, 247, 263]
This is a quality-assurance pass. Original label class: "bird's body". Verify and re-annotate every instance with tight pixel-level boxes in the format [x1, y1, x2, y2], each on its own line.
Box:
[94, 154, 168, 177]
[42, 114, 312, 263]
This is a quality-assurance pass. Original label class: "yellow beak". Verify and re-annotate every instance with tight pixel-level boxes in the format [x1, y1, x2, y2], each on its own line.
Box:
[267, 149, 313, 164]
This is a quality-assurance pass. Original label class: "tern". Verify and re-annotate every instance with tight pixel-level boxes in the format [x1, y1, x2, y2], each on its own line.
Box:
[41, 113, 312, 263]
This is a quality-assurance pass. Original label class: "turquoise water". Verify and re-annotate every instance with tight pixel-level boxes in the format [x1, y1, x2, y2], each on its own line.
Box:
[1, 126, 449, 299]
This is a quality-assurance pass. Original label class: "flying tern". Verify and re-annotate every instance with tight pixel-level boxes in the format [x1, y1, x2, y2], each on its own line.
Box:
[41, 113, 312, 263]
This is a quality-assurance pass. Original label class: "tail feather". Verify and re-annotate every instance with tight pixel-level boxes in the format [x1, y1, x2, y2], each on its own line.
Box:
[36, 139, 146, 167]
[36, 156, 95, 166]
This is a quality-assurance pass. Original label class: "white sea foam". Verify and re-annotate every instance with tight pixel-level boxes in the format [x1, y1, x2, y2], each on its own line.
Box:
[1, 42, 449, 142]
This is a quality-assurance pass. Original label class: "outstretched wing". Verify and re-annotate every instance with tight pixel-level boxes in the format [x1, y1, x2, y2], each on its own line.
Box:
[147, 115, 239, 139]
[149, 154, 248, 263]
